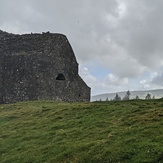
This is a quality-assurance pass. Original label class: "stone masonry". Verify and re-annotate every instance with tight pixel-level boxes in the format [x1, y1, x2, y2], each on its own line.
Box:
[0, 30, 90, 103]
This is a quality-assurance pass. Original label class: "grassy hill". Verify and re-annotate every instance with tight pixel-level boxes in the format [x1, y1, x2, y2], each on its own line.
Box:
[0, 100, 163, 163]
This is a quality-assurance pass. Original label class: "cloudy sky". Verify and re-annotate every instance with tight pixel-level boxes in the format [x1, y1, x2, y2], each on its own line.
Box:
[1, 0, 163, 95]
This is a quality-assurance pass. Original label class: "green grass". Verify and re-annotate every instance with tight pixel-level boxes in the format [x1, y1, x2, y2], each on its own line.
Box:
[0, 100, 163, 163]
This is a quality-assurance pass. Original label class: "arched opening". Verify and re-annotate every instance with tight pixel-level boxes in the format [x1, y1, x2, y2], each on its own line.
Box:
[56, 73, 66, 80]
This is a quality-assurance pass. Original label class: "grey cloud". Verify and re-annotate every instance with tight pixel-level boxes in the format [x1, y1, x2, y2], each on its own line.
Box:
[117, 0, 163, 68]
[151, 73, 163, 87]
[1, 0, 163, 79]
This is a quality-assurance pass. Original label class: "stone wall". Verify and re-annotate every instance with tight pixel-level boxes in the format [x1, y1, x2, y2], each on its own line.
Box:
[0, 30, 90, 103]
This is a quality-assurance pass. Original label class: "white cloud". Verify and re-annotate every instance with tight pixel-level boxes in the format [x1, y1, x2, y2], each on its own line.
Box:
[80, 66, 129, 95]
[151, 71, 163, 87]
[139, 71, 163, 90]
[79, 67, 96, 84]
[140, 79, 146, 85]
[106, 73, 128, 85]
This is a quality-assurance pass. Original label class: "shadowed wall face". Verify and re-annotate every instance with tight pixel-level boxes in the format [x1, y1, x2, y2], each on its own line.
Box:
[0, 30, 90, 104]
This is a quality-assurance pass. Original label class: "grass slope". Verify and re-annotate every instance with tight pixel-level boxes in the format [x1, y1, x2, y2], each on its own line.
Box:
[0, 100, 163, 163]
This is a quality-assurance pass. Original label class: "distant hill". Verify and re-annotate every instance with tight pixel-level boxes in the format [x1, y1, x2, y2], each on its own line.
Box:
[91, 89, 163, 101]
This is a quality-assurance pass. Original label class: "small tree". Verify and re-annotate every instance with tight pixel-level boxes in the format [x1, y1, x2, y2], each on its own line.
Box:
[145, 93, 151, 100]
[126, 90, 131, 100]
[122, 90, 131, 100]
[114, 93, 121, 101]
[135, 95, 139, 100]
[106, 97, 109, 101]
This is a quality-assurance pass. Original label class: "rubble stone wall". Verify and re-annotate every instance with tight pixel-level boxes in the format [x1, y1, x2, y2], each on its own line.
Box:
[0, 30, 90, 103]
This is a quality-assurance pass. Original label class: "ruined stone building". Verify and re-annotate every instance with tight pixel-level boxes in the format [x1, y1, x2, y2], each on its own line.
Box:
[0, 30, 90, 104]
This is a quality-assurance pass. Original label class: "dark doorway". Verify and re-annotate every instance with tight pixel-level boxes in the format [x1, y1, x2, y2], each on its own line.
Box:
[56, 73, 66, 80]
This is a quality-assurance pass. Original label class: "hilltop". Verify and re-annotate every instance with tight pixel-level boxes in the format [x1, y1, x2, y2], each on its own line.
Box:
[0, 100, 163, 162]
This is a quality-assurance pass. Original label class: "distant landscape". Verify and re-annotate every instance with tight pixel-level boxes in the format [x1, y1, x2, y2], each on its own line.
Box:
[91, 89, 163, 101]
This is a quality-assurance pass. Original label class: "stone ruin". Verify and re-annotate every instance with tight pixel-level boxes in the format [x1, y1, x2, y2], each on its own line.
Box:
[0, 30, 90, 104]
